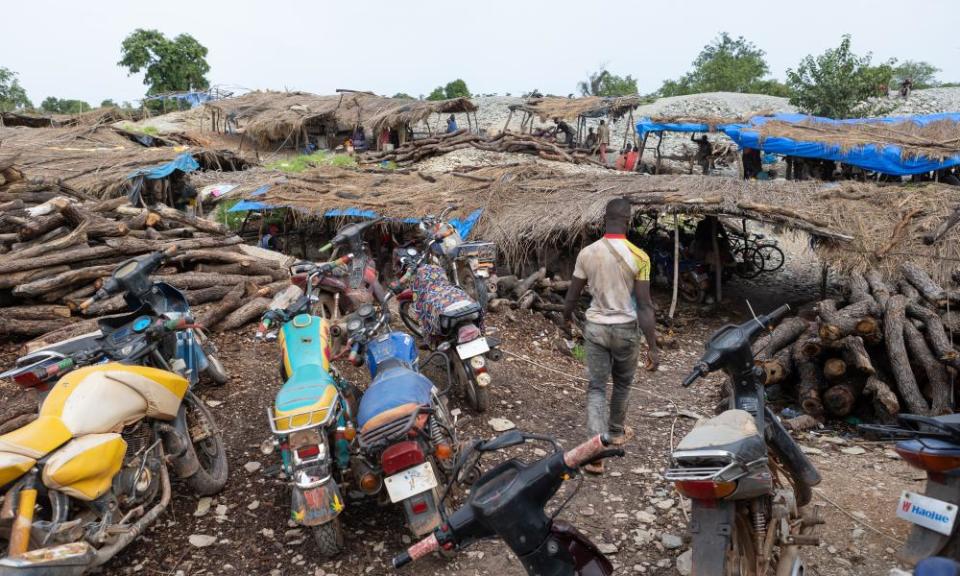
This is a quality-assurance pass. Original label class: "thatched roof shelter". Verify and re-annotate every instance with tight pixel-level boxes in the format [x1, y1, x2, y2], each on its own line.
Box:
[235, 164, 960, 281]
[205, 91, 478, 147]
[509, 96, 645, 122]
[0, 125, 246, 198]
[0, 107, 134, 129]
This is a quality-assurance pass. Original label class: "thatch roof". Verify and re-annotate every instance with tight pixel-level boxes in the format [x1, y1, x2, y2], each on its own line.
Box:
[509, 96, 645, 122]
[205, 91, 477, 146]
[238, 164, 960, 280]
[0, 107, 134, 129]
[0, 125, 246, 198]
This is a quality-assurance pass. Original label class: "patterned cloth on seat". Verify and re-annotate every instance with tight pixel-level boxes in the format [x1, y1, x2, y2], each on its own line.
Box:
[410, 264, 473, 338]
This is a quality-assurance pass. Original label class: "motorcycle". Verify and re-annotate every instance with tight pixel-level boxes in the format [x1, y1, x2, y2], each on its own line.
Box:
[648, 247, 712, 304]
[392, 239, 501, 413]
[0, 316, 228, 575]
[255, 256, 363, 557]
[666, 305, 824, 575]
[859, 414, 960, 564]
[392, 431, 624, 575]
[310, 218, 390, 321]
[344, 303, 461, 538]
[414, 207, 498, 309]
[2, 246, 228, 392]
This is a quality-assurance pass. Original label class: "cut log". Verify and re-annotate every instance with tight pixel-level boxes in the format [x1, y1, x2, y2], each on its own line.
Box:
[817, 299, 880, 342]
[51, 198, 128, 239]
[904, 321, 952, 415]
[22, 318, 100, 354]
[17, 213, 66, 241]
[184, 285, 234, 306]
[898, 279, 921, 301]
[154, 273, 272, 291]
[0, 265, 70, 289]
[0, 318, 70, 337]
[153, 203, 227, 235]
[81, 294, 127, 317]
[517, 290, 539, 310]
[823, 377, 867, 417]
[823, 358, 848, 381]
[884, 295, 930, 415]
[906, 302, 960, 369]
[0, 305, 71, 320]
[784, 414, 821, 432]
[514, 267, 546, 298]
[488, 298, 514, 313]
[754, 316, 808, 360]
[865, 269, 894, 308]
[902, 262, 954, 308]
[13, 265, 115, 297]
[793, 326, 825, 416]
[840, 336, 875, 375]
[864, 375, 900, 422]
[217, 297, 270, 332]
[198, 283, 245, 329]
[760, 346, 793, 385]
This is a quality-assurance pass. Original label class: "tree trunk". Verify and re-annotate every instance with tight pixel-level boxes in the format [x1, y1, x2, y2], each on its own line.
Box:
[793, 326, 824, 417]
[840, 336, 875, 375]
[885, 295, 930, 415]
[0, 318, 70, 337]
[753, 316, 808, 361]
[514, 267, 546, 299]
[904, 321, 952, 415]
[21, 318, 100, 354]
[823, 376, 867, 417]
[0, 265, 70, 289]
[153, 203, 227, 235]
[760, 346, 793, 385]
[184, 285, 235, 306]
[865, 268, 894, 308]
[0, 305, 71, 320]
[824, 358, 847, 381]
[13, 265, 115, 297]
[864, 375, 900, 423]
[217, 297, 270, 331]
[198, 283, 246, 329]
[154, 273, 272, 291]
[81, 293, 127, 317]
[846, 271, 872, 303]
[817, 299, 881, 342]
[906, 302, 960, 369]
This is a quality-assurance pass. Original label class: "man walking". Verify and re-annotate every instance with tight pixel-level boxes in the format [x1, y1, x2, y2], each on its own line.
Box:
[563, 198, 659, 474]
[597, 119, 611, 166]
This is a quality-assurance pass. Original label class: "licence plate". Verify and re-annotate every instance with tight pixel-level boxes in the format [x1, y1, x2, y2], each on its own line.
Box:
[456, 337, 489, 360]
[384, 462, 438, 503]
[897, 490, 959, 535]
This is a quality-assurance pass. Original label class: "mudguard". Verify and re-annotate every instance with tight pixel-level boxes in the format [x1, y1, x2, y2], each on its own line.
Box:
[900, 475, 960, 565]
[689, 500, 734, 576]
[291, 479, 344, 527]
[163, 404, 201, 479]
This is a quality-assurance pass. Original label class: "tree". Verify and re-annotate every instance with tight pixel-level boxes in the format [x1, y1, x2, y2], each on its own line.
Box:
[40, 97, 92, 114]
[578, 68, 638, 97]
[786, 35, 895, 118]
[118, 29, 210, 95]
[426, 86, 446, 101]
[892, 60, 940, 89]
[443, 79, 470, 99]
[0, 67, 31, 112]
[658, 33, 788, 97]
[100, 98, 118, 108]
[392, 92, 414, 100]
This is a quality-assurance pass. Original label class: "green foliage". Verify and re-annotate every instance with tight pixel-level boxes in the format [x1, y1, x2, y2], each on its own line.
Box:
[658, 33, 787, 97]
[571, 343, 586, 363]
[426, 86, 446, 101]
[578, 68, 638, 97]
[786, 35, 895, 118]
[892, 60, 940, 89]
[118, 122, 159, 135]
[0, 67, 31, 112]
[100, 99, 117, 108]
[40, 97, 92, 114]
[392, 92, 414, 100]
[266, 151, 357, 173]
[118, 29, 210, 96]
[443, 79, 471, 99]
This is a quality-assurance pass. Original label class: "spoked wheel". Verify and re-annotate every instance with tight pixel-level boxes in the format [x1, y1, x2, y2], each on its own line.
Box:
[725, 508, 774, 576]
[733, 247, 765, 279]
[399, 300, 425, 339]
[757, 243, 785, 272]
[679, 273, 706, 304]
[181, 392, 228, 496]
[458, 265, 489, 309]
[312, 517, 345, 557]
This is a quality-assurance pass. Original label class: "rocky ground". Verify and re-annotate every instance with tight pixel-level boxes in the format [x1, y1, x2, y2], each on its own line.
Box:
[857, 87, 960, 117]
[0, 243, 923, 576]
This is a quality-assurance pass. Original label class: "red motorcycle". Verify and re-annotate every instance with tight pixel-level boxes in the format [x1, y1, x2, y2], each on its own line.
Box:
[309, 219, 389, 321]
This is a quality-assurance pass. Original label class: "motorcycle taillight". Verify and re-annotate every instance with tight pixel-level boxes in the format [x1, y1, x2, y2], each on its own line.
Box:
[381, 440, 425, 475]
[13, 370, 45, 389]
[457, 324, 481, 344]
[896, 441, 960, 473]
[674, 479, 737, 500]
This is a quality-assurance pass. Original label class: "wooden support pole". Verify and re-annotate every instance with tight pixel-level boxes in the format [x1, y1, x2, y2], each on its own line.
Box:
[669, 214, 680, 319]
[711, 217, 721, 304]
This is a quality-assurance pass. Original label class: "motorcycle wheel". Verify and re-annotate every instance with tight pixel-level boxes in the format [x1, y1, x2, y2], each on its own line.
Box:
[723, 509, 774, 576]
[459, 266, 489, 309]
[455, 357, 488, 413]
[312, 517, 345, 557]
[679, 274, 705, 304]
[202, 340, 229, 386]
[399, 300, 425, 340]
[181, 392, 229, 496]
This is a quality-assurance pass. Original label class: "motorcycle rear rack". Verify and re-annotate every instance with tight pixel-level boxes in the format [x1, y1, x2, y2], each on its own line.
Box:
[359, 407, 430, 450]
[267, 405, 336, 435]
[665, 450, 760, 483]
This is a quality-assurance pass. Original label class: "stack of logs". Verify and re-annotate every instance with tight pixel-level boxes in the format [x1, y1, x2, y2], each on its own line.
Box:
[488, 268, 569, 317]
[0, 168, 290, 347]
[755, 263, 960, 428]
[363, 129, 609, 168]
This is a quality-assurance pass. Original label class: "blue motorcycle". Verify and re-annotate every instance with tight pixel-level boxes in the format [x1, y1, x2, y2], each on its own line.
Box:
[346, 305, 461, 538]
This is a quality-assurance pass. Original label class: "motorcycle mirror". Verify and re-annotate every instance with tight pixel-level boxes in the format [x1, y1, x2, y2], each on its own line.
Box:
[479, 430, 525, 452]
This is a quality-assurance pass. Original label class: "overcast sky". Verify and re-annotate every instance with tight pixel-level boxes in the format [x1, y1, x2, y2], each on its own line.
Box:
[3, 0, 959, 106]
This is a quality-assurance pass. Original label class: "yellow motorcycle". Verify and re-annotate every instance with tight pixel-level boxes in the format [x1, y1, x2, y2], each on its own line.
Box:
[0, 317, 228, 575]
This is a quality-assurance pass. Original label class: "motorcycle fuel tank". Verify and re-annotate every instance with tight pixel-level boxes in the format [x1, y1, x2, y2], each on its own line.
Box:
[365, 331, 418, 379]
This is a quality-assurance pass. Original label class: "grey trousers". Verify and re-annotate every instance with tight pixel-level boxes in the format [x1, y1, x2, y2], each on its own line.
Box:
[583, 321, 641, 437]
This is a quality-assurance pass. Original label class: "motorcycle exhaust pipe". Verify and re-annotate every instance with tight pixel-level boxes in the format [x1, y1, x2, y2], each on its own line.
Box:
[92, 460, 171, 567]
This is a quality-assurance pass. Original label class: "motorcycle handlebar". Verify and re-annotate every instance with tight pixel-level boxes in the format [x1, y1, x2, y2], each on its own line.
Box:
[764, 304, 791, 326]
[682, 364, 706, 387]
[563, 434, 615, 469]
[393, 533, 440, 569]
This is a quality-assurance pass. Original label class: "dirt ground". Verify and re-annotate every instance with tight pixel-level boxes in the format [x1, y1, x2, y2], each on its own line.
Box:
[0, 255, 921, 576]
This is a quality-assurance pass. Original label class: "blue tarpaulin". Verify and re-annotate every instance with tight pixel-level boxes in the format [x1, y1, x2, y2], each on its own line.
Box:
[721, 113, 960, 176]
[636, 118, 717, 139]
[127, 153, 200, 180]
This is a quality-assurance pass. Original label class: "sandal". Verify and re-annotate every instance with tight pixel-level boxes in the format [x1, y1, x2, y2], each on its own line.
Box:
[583, 461, 604, 475]
[609, 426, 635, 446]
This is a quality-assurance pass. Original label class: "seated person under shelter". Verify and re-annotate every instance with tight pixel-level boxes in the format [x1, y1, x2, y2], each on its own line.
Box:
[584, 127, 597, 150]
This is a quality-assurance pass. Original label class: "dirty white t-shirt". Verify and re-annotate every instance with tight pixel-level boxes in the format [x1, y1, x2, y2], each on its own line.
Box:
[573, 234, 651, 325]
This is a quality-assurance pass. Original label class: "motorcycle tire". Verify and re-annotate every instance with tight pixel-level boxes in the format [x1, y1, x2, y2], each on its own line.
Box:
[679, 274, 705, 304]
[399, 300, 425, 340]
[455, 358, 488, 413]
[312, 517, 345, 557]
[181, 392, 229, 496]
[462, 267, 489, 310]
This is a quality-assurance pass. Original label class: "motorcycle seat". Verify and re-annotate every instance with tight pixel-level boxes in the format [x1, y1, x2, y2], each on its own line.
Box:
[274, 364, 338, 417]
[0, 450, 36, 488]
[357, 366, 433, 433]
[676, 409, 767, 463]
